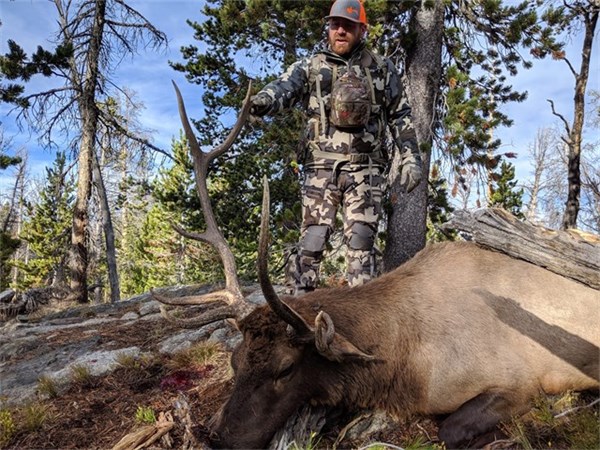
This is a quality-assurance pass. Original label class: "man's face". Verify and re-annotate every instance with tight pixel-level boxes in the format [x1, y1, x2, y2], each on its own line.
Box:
[327, 17, 366, 56]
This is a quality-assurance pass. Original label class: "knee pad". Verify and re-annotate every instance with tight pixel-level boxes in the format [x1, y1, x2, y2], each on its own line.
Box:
[300, 225, 329, 257]
[347, 222, 376, 251]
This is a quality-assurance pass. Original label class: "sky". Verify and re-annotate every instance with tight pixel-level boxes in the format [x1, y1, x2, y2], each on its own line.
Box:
[1, 0, 599, 199]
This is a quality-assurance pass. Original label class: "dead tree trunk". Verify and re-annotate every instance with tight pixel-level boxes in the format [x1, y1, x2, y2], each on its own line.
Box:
[548, 4, 598, 230]
[92, 150, 120, 303]
[445, 208, 600, 289]
[67, 0, 107, 303]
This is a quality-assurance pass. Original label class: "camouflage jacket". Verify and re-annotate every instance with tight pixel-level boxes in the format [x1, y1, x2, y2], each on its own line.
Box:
[258, 41, 419, 169]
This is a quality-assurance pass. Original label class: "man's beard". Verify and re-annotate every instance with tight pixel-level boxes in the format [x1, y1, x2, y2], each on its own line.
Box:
[329, 36, 355, 55]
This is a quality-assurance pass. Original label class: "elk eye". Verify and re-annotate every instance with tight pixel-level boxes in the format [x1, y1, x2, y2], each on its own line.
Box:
[277, 363, 294, 380]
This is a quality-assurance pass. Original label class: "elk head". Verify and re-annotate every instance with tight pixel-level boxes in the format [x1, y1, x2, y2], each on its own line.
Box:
[155, 83, 375, 449]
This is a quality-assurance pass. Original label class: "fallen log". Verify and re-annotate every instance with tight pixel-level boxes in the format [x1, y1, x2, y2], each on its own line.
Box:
[0, 289, 15, 303]
[444, 208, 600, 290]
[111, 411, 175, 450]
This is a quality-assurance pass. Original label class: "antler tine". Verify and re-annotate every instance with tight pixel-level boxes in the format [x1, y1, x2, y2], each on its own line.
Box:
[158, 304, 238, 329]
[157, 81, 254, 326]
[151, 289, 240, 329]
[258, 176, 313, 336]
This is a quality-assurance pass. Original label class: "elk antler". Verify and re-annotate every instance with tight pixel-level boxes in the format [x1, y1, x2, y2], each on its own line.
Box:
[258, 176, 313, 337]
[153, 81, 253, 328]
[258, 179, 375, 363]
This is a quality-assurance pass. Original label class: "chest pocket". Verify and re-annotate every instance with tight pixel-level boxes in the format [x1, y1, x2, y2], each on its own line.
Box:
[308, 52, 386, 136]
[330, 70, 372, 129]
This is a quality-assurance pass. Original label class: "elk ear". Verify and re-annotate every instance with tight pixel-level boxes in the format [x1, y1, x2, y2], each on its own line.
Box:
[314, 311, 375, 363]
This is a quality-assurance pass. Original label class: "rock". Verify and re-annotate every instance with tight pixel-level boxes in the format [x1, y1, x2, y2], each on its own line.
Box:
[139, 300, 161, 316]
[245, 284, 289, 306]
[158, 325, 217, 355]
[245, 289, 267, 306]
[0, 283, 269, 407]
[334, 410, 397, 446]
[1, 334, 103, 404]
[49, 346, 142, 379]
[120, 311, 139, 321]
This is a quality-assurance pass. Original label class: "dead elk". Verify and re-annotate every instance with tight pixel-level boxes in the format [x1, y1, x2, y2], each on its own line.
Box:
[155, 84, 600, 449]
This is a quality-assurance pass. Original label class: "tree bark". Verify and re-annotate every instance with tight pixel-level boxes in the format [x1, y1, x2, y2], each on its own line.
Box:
[383, 1, 444, 270]
[92, 151, 121, 303]
[68, 0, 107, 303]
[445, 208, 600, 289]
[559, 5, 598, 229]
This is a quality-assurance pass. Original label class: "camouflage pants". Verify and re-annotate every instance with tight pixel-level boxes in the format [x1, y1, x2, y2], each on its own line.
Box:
[291, 166, 384, 291]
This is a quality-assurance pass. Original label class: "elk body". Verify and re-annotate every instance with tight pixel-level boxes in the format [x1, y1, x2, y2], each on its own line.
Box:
[211, 241, 599, 448]
[159, 84, 599, 449]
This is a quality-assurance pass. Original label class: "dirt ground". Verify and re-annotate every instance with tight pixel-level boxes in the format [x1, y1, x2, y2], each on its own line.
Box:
[2, 313, 598, 450]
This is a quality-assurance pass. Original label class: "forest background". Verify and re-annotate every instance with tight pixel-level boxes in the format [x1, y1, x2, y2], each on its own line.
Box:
[0, 0, 598, 304]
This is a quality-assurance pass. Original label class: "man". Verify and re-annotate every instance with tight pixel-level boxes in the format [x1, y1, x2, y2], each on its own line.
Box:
[251, 0, 422, 294]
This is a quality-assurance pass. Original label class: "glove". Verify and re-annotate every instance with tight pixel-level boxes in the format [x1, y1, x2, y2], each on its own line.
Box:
[250, 93, 273, 117]
[399, 149, 423, 194]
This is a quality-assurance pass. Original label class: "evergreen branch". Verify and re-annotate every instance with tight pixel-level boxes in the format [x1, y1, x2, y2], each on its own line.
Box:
[247, 29, 288, 53]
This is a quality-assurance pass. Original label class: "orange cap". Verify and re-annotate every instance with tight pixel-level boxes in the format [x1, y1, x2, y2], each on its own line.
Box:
[325, 0, 368, 26]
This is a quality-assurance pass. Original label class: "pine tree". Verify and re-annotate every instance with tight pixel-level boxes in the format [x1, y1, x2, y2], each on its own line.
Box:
[171, 0, 315, 280]
[121, 203, 172, 293]
[174, 1, 568, 272]
[0, 25, 70, 286]
[153, 135, 204, 231]
[19, 151, 75, 288]
[427, 162, 456, 242]
[121, 134, 234, 296]
[1, 156, 27, 289]
[0, 35, 72, 108]
[7, 1, 166, 303]
[117, 189, 151, 296]
[488, 161, 524, 219]
[0, 228, 20, 290]
[149, 135, 227, 284]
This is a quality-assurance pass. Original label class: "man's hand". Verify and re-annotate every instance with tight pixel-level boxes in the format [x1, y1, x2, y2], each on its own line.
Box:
[250, 93, 273, 117]
[399, 150, 423, 193]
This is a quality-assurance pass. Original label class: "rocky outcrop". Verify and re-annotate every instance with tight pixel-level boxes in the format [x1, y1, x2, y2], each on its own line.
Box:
[0, 285, 247, 406]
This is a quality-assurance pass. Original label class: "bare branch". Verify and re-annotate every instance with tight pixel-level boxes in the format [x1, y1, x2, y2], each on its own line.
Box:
[562, 55, 578, 78]
[547, 99, 572, 137]
[554, 398, 600, 419]
[97, 108, 172, 161]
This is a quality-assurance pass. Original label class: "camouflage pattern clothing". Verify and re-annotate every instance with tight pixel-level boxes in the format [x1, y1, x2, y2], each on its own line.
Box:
[255, 41, 421, 291]
[293, 167, 384, 289]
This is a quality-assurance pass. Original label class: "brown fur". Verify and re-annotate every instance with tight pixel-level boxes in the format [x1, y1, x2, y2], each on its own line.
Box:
[211, 242, 600, 449]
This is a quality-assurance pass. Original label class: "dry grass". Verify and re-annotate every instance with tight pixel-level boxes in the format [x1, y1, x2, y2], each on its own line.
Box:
[166, 341, 221, 372]
[502, 391, 599, 450]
